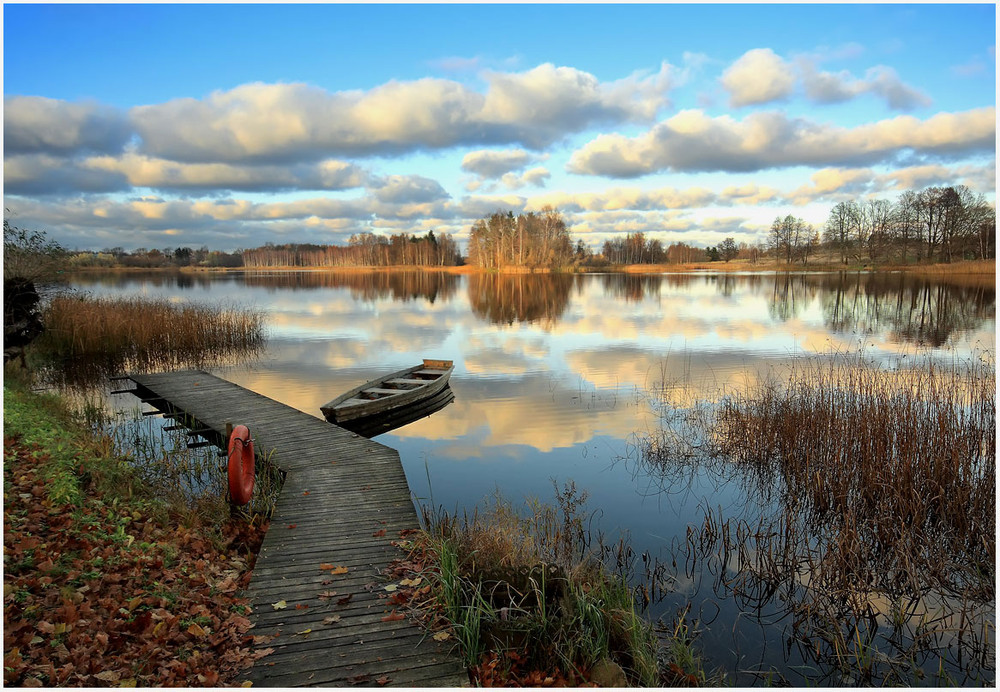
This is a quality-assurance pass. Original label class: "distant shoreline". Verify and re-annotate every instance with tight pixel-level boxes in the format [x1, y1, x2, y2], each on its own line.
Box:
[63, 258, 995, 277]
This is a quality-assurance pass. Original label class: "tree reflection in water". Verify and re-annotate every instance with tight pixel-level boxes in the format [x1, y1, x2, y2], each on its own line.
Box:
[767, 272, 994, 347]
[69, 270, 993, 349]
[468, 273, 575, 326]
[67, 269, 463, 304]
[241, 270, 461, 304]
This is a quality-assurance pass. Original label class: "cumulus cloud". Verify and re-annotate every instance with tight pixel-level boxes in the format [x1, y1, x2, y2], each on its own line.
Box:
[462, 150, 551, 191]
[82, 153, 370, 192]
[718, 183, 781, 206]
[567, 107, 996, 177]
[800, 66, 861, 104]
[5, 150, 370, 196]
[785, 167, 880, 205]
[461, 149, 536, 178]
[720, 48, 795, 107]
[507, 167, 551, 189]
[455, 194, 528, 220]
[4, 96, 132, 155]
[526, 186, 716, 213]
[861, 66, 932, 110]
[719, 48, 932, 110]
[783, 161, 997, 205]
[878, 162, 996, 193]
[126, 64, 674, 164]
[4, 153, 128, 195]
[370, 175, 450, 204]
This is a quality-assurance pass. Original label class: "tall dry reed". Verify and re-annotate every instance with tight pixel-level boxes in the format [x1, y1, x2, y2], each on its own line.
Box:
[710, 354, 994, 599]
[638, 351, 995, 684]
[35, 294, 265, 384]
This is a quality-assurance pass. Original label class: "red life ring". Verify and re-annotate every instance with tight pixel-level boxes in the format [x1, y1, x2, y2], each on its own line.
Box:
[227, 425, 255, 506]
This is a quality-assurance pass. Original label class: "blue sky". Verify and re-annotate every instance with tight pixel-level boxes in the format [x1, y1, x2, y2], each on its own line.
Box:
[3, 3, 995, 252]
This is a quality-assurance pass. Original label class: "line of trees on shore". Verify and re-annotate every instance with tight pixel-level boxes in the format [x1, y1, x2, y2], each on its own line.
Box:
[65, 245, 244, 269]
[764, 184, 995, 268]
[19, 184, 997, 272]
[823, 185, 994, 264]
[242, 231, 461, 268]
[602, 233, 759, 265]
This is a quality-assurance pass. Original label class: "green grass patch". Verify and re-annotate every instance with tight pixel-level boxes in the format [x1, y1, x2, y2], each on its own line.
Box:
[417, 485, 665, 686]
[3, 382, 142, 507]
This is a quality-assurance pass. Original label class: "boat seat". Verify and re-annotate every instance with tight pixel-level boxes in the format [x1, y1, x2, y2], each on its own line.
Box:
[412, 369, 447, 377]
[363, 387, 406, 396]
[385, 378, 425, 387]
[335, 397, 370, 408]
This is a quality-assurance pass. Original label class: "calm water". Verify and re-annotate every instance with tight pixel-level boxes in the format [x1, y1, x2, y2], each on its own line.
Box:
[70, 270, 995, 684]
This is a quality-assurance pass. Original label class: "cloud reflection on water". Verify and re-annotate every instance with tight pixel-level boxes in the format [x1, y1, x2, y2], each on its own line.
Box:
[70, 270, 994, 457]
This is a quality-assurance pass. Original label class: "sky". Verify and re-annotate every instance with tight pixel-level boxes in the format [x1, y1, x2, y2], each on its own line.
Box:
[2, 3, 996, 253]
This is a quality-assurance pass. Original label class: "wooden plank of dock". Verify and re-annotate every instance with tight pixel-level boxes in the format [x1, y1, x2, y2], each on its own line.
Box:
[127, 369, 467, 687]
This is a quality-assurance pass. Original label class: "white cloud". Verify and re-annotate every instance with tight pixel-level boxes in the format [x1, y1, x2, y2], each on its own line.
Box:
[499, 167, 551, 191]
[461, 148, 537, 178]
[719, 48, 934, 110]
[784, 162, 997, 205]
[125, 64, 674, 164]
[567, 107, 996, 177]
[83, 153, 369, 192]
[800, 66, 862, 104]
[861, 66, 931, 110]
[519, 167, 551, 187]
[461, 149, 551, 191]
[526, 186, 717, 213]
[370, 175, 451, 204]
[720, 48, 795, 107]
[4, 153, 128, 195]
[5, 151, 371, 196]
[4, 96, 131, 155]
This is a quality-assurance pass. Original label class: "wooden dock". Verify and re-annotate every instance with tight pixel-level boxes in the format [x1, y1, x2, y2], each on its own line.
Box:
[127, 370, 467, 687]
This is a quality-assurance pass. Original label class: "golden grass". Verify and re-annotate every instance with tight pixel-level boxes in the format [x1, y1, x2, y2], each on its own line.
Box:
[640, 352, 995, 683]
[891, 258, 995, 275]
[712, 354, 995, 597]
[35, 294, 265, 385]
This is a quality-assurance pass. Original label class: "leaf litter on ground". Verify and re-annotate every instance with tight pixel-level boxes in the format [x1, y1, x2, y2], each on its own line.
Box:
[3, 433, 269, 687]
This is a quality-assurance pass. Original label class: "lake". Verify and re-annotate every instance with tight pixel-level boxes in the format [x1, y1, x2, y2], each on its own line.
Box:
[68, 269, 995, 685]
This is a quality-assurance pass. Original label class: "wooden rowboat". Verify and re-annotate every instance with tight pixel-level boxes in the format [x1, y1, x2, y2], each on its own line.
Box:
[336, 385, 455, 439]
[321, 359, 454, 430]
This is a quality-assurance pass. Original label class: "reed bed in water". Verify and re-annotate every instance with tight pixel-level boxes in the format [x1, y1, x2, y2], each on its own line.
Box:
[639, 352, 995, 684]
[34, 294, 265, 383]
[711, 353, 995, 599]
